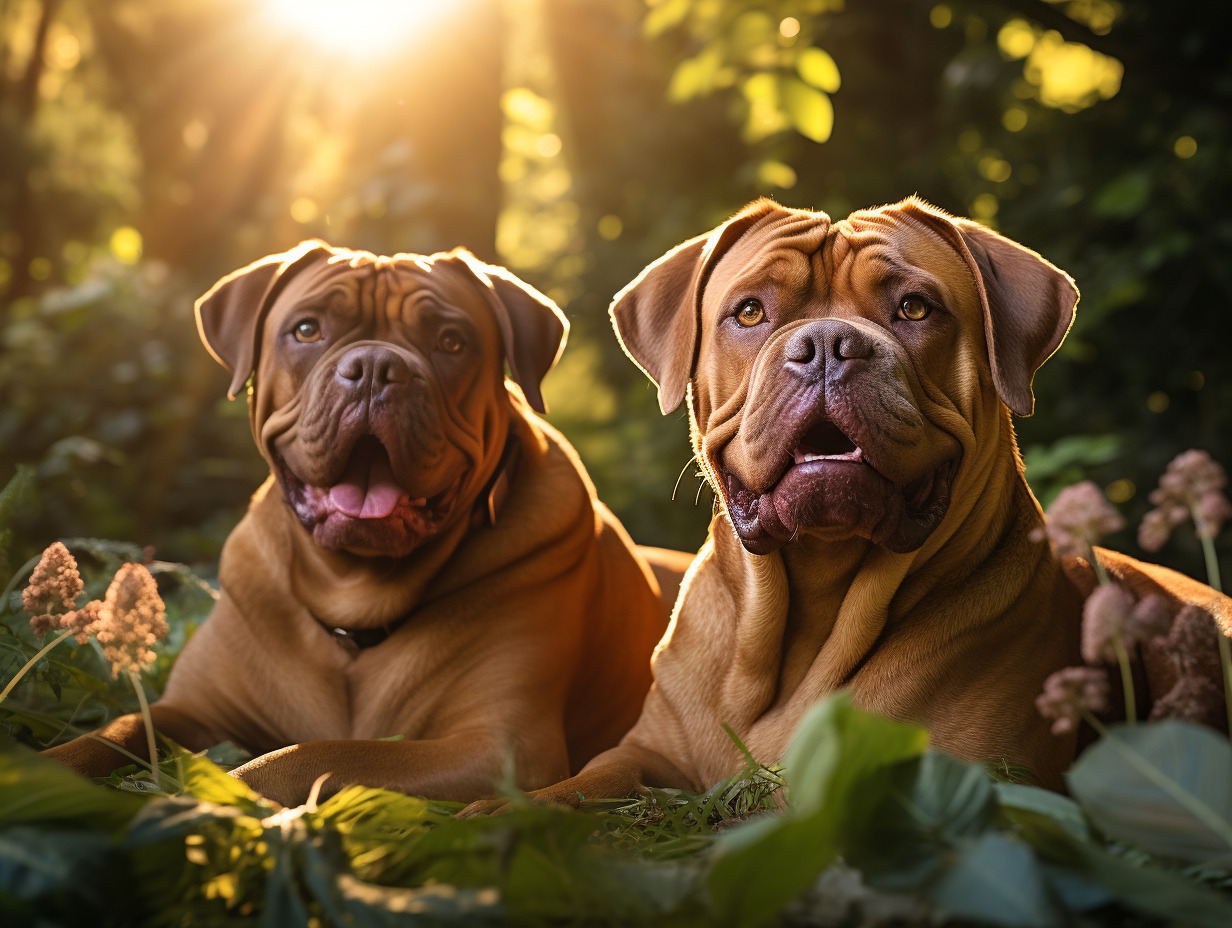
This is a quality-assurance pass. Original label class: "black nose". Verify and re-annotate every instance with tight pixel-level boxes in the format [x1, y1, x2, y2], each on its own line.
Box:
[785, 320, 875, 377]
[335, 346, 409, 391]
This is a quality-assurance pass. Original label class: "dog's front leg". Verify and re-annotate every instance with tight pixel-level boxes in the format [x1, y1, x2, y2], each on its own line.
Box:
[40, 702, 215, 778]
[229, 730, 570, 808]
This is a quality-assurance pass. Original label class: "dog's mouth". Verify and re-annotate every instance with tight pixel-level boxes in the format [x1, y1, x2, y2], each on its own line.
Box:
[791, 419, 862, 464]
[721, 412, 955, 555]
[277, 435, 465, 556]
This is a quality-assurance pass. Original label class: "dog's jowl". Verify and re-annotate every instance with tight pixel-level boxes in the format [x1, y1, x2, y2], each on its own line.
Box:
[42, 241, 685, 806]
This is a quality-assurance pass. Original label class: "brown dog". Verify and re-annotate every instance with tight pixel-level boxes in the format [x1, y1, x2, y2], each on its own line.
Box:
[463, 197, 1231, 810]
[43, 241, 687, 806]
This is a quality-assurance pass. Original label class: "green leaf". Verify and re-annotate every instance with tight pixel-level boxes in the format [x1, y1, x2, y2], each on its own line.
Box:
[669, 47, 723, 103]
[778, 75, 834, 143]
[995, 782, 1090, 841]
[783, 691, 929, 818]
[0, 744, 146, 831]
[0, 826, 112, 903]
[1067, 720, 1232, 867]
[175, 750, 270, 814]
[796, 47, 841, 93]
[854, 751, 997, 883]
[1011, 804, 1232, 927]
[706, 694, 928, 926]
[644, 0, 691, 37]
[929, 832, 1058, 927]
[1093, 171, 1152, 218]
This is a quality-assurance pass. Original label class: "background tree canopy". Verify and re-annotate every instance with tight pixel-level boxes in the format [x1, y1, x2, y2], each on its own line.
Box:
[1, 0, 1228, 581]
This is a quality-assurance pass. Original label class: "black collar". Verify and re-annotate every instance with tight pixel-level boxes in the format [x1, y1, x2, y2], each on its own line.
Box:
[317, 431, 522, 653]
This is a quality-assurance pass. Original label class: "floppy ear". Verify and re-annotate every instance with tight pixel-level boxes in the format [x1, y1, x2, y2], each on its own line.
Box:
[953, 218, 1078, 417]
[195, 240, 332, 399]
[897, 200, 1078, 417]
[609, 199, 783, 415]
[446, 250, 567, 414]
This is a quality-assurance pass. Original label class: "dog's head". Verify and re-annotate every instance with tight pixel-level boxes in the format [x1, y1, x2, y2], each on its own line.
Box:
[196, 242, 567, 558]
[612, 198, 1077, 555]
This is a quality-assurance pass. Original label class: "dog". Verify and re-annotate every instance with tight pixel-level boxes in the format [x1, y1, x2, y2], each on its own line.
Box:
[461, 196, 1231, 811]
[42, 241, 689, 806]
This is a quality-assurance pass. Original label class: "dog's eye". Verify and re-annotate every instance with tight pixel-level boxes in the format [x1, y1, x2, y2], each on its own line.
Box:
[734, 299, 765, 327]
[437, 329, 465, 354]
[293, 320, 323, 343]
[898, 297, 931, 321]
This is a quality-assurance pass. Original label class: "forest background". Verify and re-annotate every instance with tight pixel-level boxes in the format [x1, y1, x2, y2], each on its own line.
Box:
[1, 0, 1229, 585]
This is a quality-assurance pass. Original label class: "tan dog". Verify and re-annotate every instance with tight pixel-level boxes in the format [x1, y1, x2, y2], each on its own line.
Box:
[43, 241, 687, 805]
[464, 197, 1230, 810]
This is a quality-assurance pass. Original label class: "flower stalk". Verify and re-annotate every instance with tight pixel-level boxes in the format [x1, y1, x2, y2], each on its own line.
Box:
[0, 627, 74, 705]
[127, 669, 160, 789]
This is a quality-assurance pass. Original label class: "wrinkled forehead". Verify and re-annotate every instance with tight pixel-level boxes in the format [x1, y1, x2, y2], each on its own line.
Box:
[266, 251, 485, 326]
[703, 206, 981, 315]
[704, 212, 829, 310]
[831, 209, 979, 309]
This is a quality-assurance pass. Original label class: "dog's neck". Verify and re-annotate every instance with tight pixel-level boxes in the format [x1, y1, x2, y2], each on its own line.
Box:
[717, 404, 1059, 720]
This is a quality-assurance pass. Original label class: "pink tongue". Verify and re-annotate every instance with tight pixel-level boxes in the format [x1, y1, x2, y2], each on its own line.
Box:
[328, 449, 405, 519]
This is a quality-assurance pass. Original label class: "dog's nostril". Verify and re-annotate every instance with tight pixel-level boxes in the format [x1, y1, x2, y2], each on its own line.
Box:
[337, 356, 364, 382]
[833, 333, 873, 361]
[374, 358, 409, 386]
[786, 333, 817, 364]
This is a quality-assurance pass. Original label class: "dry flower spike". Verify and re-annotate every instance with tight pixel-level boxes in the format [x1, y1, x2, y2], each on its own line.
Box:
[94, 563, 169, 679]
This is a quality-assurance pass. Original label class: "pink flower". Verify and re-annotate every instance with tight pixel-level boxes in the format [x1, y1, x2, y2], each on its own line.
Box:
[1160, 603, 1222, 679]
[1139, 450, 1231, 550]
[1125, 593, 1171, 645]
[1080, 583, 1135, 665]
[1149, 676, 1226, 729]
[1043, 481, 1125, 558]
[22, 542, 84, 620]
[1036, 666, 1111, 734]
[93, 564, 168, 678]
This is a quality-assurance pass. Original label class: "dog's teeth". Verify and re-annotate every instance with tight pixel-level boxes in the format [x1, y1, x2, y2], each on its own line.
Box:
[410, 497, 428, 507]
[792, 447, 864, 464]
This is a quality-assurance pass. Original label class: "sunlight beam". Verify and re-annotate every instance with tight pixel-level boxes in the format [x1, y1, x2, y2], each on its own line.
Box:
[261, 0, 456, 58]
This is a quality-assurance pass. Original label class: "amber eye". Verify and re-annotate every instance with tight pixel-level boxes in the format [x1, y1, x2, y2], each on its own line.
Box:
[293, 319, 323, 343]
[898, 296, 931, 321]
[734, 299, 765, 327]
[438, 329, 465, 354]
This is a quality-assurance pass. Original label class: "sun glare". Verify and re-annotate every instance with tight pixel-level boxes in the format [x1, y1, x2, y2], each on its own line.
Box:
[263, 0, 453, 57]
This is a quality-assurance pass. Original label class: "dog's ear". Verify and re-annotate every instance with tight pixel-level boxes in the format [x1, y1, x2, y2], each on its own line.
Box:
[195, 240, 332, 399]
[610, 200, 783, 414]
[445, 250, 568, 414]
[952, 218, 1078, 417]
[897, 200, 1077, 417]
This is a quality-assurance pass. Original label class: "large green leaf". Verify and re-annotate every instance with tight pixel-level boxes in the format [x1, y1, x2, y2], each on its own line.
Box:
[855, 751, 997, 884]
[995, 782, 1090, 841]
[782, 692, 929, 819]
[929, 831, 1058, 927]
[1011, 804, 1232, 927]
[0, 744, 145, 831]
[706, 694, 928, 926]
[1067, 720, 1232, 866]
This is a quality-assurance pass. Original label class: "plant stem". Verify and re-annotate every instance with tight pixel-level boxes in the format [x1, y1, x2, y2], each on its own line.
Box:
[1192, 509, 1232, 738]
[0, 553, 41, 612]
[0, 628, 74, 705]
[1112, 633, 1136, 725]
[127, 670, 160, 790]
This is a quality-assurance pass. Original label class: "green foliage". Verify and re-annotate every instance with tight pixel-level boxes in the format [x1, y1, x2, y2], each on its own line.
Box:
[7, 694, 1232, 925]
[1067, 721, 1232, 867]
